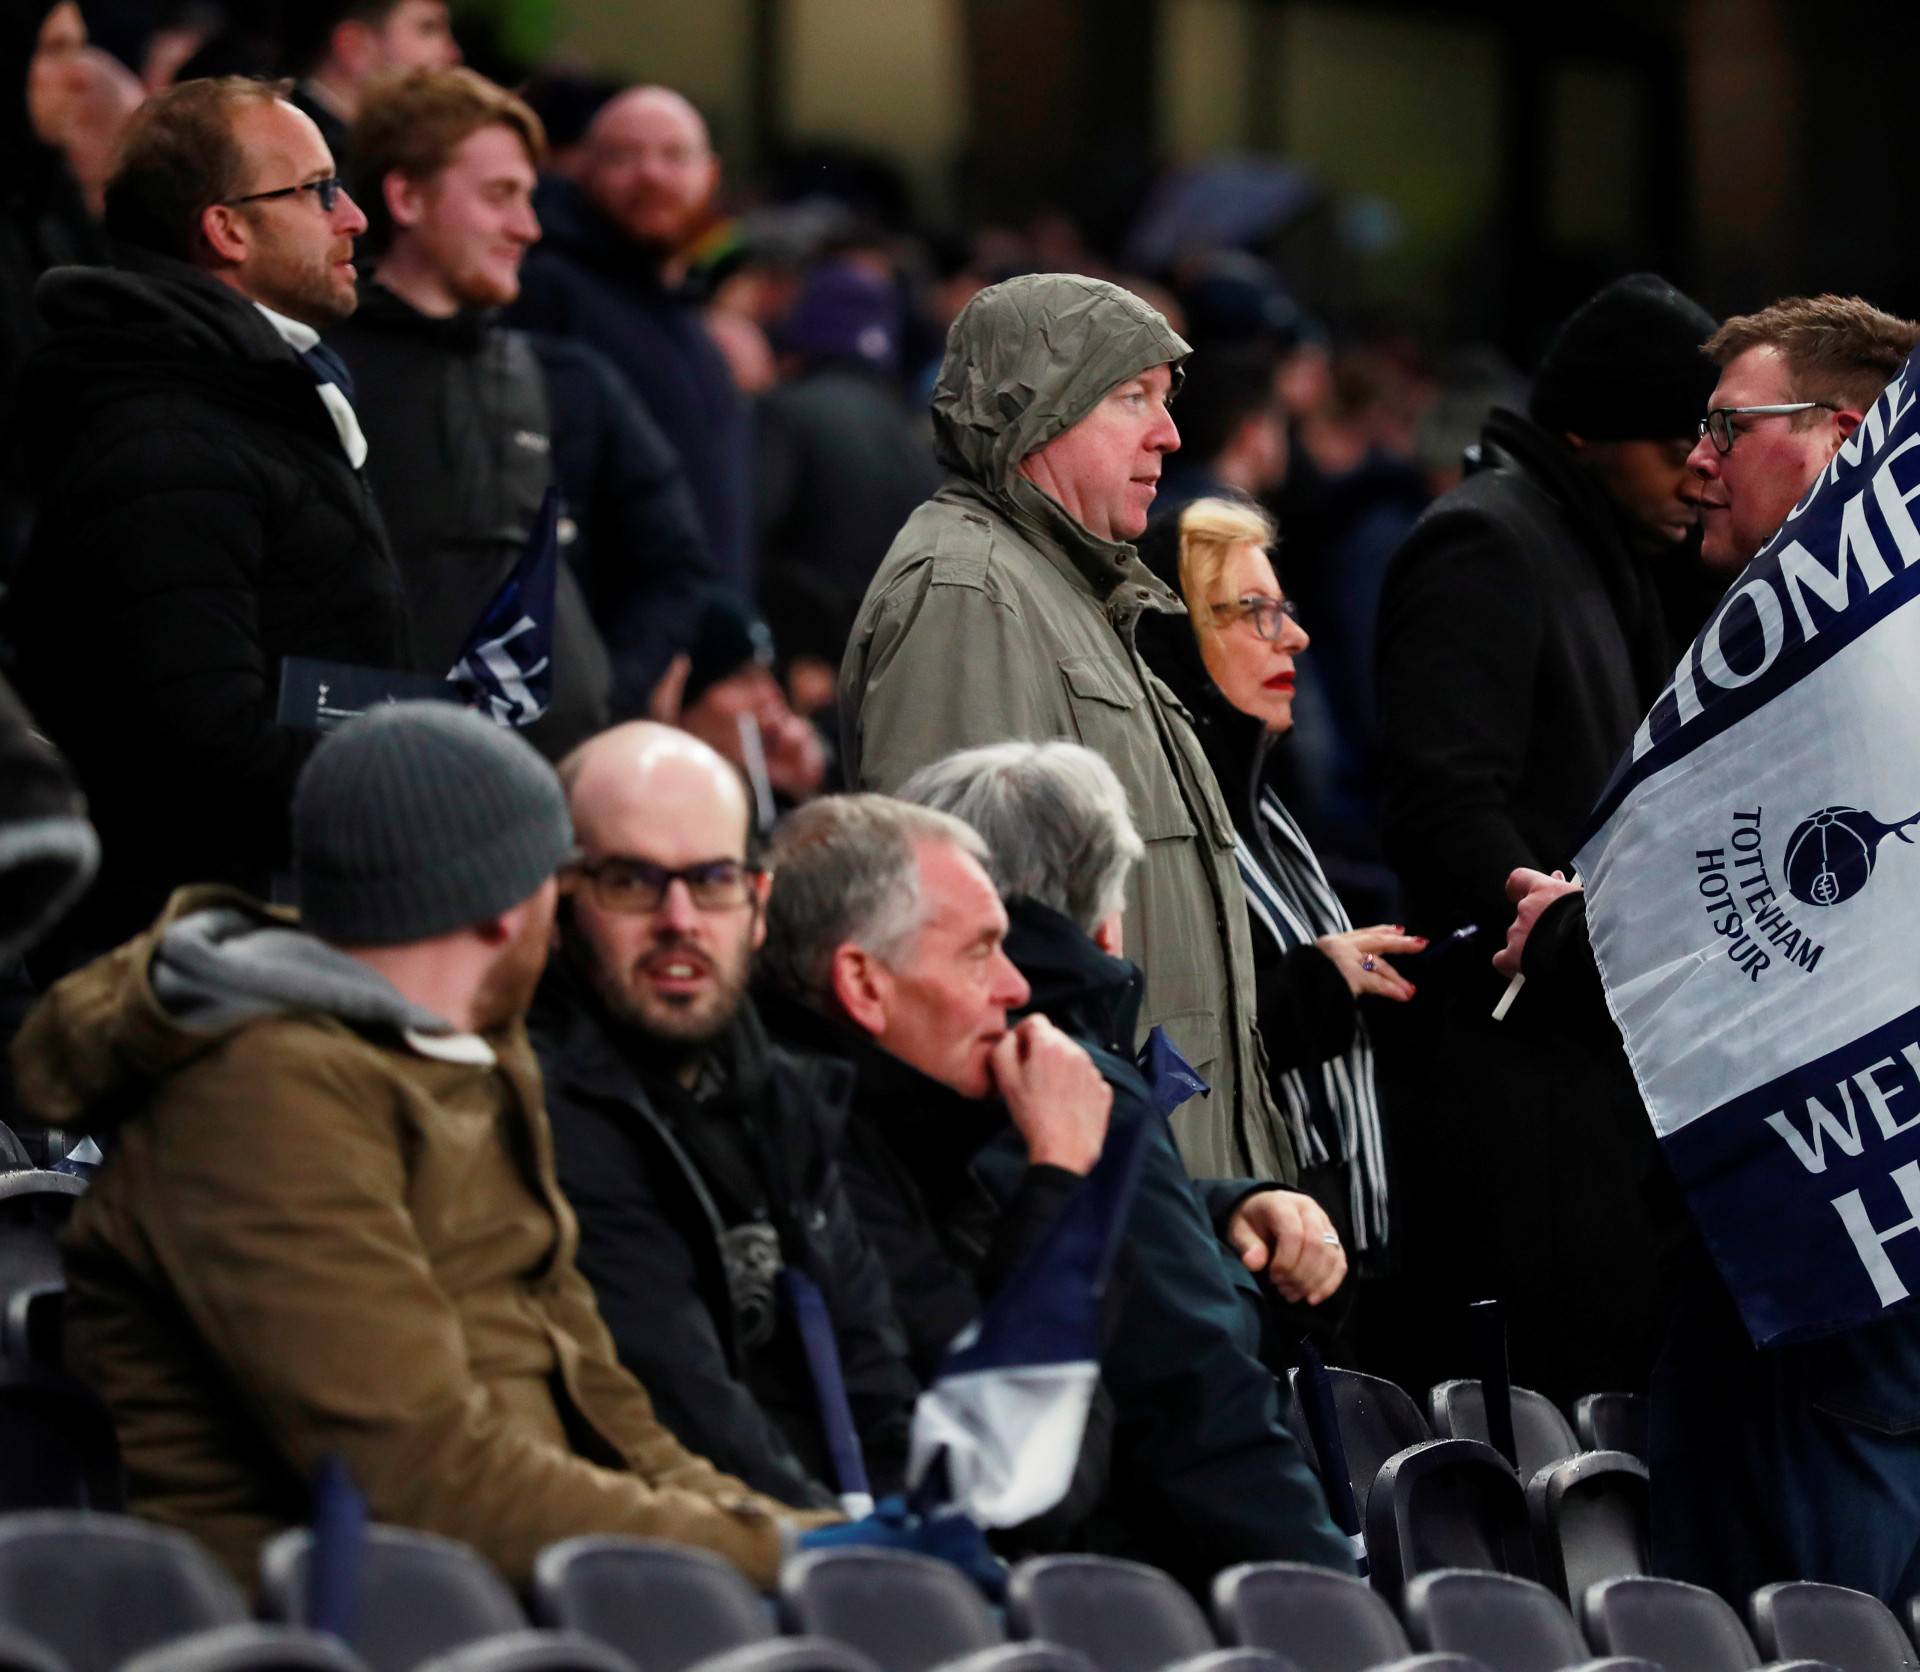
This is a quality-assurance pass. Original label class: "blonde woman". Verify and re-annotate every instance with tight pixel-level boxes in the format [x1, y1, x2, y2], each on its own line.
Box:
[1139, 495, 1421, 1265]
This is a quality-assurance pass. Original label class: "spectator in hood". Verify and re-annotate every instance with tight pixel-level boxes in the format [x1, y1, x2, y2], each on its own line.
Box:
[1371, 273, 1719, 1404]
[512, 85, 756, 597]
[841, 273, 1294, 1185]
[8, 75, 409, 969]
[758, 258, 939, 686]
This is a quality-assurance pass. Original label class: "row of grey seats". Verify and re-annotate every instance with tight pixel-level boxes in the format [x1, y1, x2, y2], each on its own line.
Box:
[0, 1513, 1907, 1672]
[1287, 1371, 1650, 1609]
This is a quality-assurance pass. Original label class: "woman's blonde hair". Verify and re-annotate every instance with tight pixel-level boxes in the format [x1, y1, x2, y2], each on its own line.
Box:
[1176, 496, 1277, 643]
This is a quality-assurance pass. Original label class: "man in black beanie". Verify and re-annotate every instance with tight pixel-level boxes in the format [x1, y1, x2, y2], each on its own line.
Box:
[10, 701, 822, 1590]
[1366, 274, 1717, 1403]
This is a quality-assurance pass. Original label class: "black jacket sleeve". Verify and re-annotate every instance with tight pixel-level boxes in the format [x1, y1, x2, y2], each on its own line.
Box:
[532, 336, 719, 712]
[1098, 1107, 1352, 1584]
[546, 1092, 837, 1510]
[1256, 943, 1358, 1073]
[1377, 502, 1546, 935]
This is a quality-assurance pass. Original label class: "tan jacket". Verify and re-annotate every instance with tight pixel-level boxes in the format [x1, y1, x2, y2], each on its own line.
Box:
[840, 274, 1292, 1181]
[11, 888, 818, 1589]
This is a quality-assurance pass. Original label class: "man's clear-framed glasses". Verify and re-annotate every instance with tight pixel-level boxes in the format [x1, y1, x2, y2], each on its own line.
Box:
[1211, 593, 1302, 641]
[569, 856, 765, 914]
[221, 176, 345, 215]
[1699, 402, 1835, 455]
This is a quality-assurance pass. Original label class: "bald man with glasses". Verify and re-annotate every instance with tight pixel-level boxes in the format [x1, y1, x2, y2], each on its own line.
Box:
[530, 721, 919, 1513]
[10, 76, 408, 967]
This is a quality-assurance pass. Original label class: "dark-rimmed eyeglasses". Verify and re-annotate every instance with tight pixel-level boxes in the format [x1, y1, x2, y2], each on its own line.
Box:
[1210, 593, 1302, 641]
[569, 856, 764, 914]
[221, 176, 345, 215]
[1699, 402, 1835, 455]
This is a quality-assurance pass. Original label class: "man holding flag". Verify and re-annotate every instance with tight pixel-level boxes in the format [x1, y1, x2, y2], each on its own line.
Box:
[1499, 295, 1920, 1603]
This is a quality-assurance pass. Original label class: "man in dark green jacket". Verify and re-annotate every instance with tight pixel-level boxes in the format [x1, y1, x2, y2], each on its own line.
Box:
[840, 273, 1289, 1182]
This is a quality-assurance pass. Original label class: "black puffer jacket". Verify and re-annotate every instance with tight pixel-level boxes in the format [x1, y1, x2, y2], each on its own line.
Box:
[532, 969, 917, 1508]
[9, 252, 409, 962]
[512, 178, 753, 597]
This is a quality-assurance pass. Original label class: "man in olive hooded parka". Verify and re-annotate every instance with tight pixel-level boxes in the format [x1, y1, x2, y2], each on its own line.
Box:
[841, 273, 1295, 1183]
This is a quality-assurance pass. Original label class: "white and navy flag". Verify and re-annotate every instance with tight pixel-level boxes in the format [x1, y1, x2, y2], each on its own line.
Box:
[1578, 348, 1920, 1346]
[447, 487, 560, 727]
[907, 1111, 1150, 1527]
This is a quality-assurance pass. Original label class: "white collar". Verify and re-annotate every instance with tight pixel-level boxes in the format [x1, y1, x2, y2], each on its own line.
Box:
[254, 302, 319, 353]
[403, 1027, 498, 1067]
[252, 304, 367, 469]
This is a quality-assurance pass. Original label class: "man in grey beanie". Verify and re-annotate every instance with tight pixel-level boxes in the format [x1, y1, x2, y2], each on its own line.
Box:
[11, 701, 824, 1591]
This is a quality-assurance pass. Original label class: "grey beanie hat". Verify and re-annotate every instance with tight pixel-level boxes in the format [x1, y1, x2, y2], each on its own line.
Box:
[293, 702, 573, 946]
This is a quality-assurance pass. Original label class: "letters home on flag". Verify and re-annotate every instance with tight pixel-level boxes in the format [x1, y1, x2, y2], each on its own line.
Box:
[1578, 349, 1920, 1346]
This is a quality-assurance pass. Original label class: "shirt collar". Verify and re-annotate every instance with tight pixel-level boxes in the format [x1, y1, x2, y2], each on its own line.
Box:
[254, 302, 319, 354]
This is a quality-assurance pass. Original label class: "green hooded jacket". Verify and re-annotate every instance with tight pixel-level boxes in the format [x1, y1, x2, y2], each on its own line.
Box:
[840, 273, 1293, 1181]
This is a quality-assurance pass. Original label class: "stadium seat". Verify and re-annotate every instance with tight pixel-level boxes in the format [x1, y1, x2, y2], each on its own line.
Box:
[1285, 1368, 1431, 1522]
[0, 1175, 82, 1325]
[1525, 1453, 1649, 1605]
[781, 1548, 1004, 1672]
[1368, 1657, 1497, 1672]
[1749, 1581, 1918, 1672]
[1402, 1569, 1587, 1672]
[680, 1645, 888, 1672]
[260, 1524, 525, 1672]
[1007, 1555, 1218, 1672]
[118, 1624, 373, 1672]
[2, 1284, 61, 1370]
[1582, 1575, 1765, 1671]
[412, 1630, 642, 1672]
[1427, 1383, 1581, 1479]
[533, 1536, 771, 1672]
[0, 1509, 248, 1672]
[1570, 1397, 1647, 1467]
[0, 1356, 123, 1510]
[1365, 1441, 1536, 1609]
[1211, 1560, 1410, 1672]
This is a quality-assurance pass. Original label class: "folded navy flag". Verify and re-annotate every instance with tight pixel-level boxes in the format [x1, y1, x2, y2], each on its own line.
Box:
[906, 1108, 1150, 1528]
[447, 486, 560, 727]
[1137, 1024, 1210, 1120]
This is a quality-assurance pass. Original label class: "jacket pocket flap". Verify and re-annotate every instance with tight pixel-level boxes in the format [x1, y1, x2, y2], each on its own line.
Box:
[1060, 657, 1137, 709]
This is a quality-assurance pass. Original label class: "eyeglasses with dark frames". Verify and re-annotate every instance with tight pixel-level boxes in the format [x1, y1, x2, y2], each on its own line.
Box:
[1699, 402, 1836, 455]
[221, 176, 345, 215]
[1210, 593, 1302, 641]
[569, 856, 764, 914]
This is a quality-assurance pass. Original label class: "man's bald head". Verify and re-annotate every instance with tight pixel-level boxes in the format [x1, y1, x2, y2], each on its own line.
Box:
[560, 720, 749, 853]
[557, 722, 765, 1050]
[582, 84, 718, 252]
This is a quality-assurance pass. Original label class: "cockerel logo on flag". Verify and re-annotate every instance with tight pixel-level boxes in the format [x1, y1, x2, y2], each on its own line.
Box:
[447, 488, 560, 727]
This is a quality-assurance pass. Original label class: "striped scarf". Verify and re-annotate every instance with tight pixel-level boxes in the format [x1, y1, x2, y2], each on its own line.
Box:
[1236, 782, 1392, 1255]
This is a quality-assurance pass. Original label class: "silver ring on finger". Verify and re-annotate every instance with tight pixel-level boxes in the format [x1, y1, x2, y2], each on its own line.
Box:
[1361, 954, 1376, 972]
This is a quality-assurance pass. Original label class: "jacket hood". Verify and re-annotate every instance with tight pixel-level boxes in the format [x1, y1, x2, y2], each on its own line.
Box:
[35, 249, 299, 367]
[1004, 895, 1145, 1059]
[931, 272, 1190, 540]
[345, 280, 496, 350]
[12, 885, 463, 1133]
[21, 252, 323, 464]
[527, 173, 666, 292]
